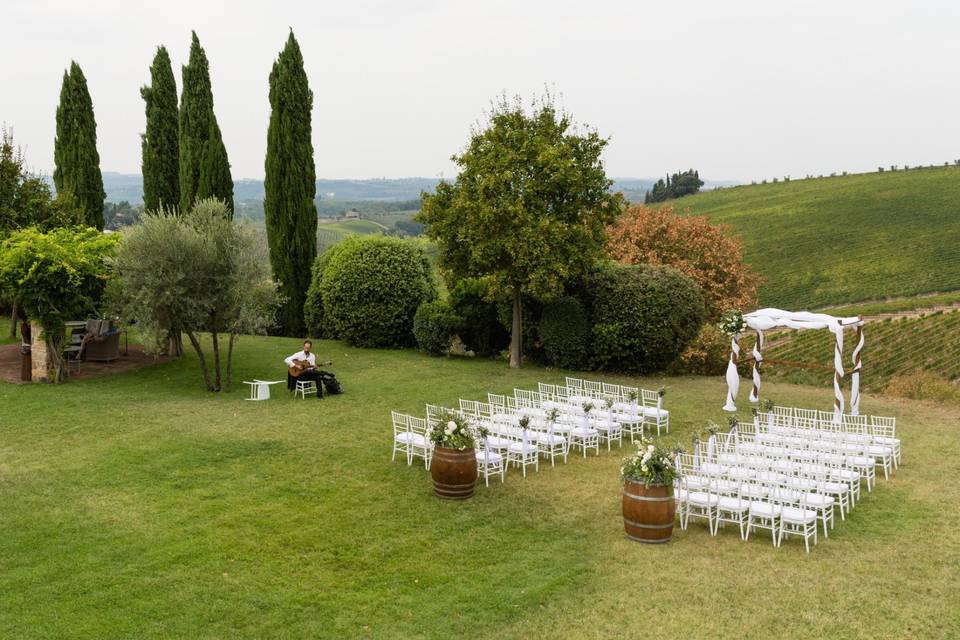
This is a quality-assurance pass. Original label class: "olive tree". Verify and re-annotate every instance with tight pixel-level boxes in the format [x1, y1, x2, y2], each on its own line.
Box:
[112, 198, 278, 391]
[419, 96, 622, 367]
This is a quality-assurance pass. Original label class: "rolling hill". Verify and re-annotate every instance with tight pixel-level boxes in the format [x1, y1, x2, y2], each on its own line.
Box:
[669, 166, 960, 309]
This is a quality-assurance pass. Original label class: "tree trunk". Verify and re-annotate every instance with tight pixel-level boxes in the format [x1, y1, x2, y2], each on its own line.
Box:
[9, 301, 19, 339]
[211, 328, 222, 392]
[46, 331, 66, 384]
[225, 333, 236, 393]
[510, 285, 523, 369]
[185, 330, 215, 391]
[20, 321, 31, 382]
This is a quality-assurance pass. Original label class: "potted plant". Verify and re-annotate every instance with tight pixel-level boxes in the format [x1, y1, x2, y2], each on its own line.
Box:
[620, 437, 681, 543]
[428, 410, 484, 500]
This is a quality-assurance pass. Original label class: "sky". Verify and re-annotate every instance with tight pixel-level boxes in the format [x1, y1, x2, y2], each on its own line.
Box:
[3, 0, 959, 182]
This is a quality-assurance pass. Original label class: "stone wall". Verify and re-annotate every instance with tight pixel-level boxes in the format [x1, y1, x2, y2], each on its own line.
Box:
[30, 321, 51, 382]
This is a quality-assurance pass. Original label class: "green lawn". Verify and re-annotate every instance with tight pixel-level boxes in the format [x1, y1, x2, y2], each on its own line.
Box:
[2, 336, 957, 638]
[672, 166, 960, 309]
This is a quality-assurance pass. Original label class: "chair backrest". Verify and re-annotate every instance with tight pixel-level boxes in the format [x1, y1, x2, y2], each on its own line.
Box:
[538, 382, 555, 399]
[408, 416, 428, 435]
[584, 380, 602, 395]
[565, 376, 584, 391]
[842, 414, 867, 432]
[459, 399, 480, 417]
[425, 404, 445, 425]
[871, 415, 896, 434]
[487, 393, 506, 409]
[641, 389, 659, 406]
[795, 408, 817, 421]
[773, 405, 794, 418]
[817, 410, 836, 424]
[391, 411, 411, 434]
[601, 382, 621, 398]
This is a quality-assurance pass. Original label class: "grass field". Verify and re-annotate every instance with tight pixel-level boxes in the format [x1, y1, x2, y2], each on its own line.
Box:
[1, 337, 958, 638]
[671, 166, 960, 309]
[317, 219, 385, 251]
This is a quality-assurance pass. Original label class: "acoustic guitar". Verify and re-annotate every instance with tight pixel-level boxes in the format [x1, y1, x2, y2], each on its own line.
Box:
[288, 359, 332, 377]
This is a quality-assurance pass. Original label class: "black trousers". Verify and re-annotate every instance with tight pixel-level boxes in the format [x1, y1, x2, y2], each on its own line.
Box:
[287, 371, 323, 397]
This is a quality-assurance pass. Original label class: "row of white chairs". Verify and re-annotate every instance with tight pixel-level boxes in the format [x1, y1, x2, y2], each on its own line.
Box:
[751, 412, 900, 476]
[768, 405, 899, 464]
[560, 377, 670, 435]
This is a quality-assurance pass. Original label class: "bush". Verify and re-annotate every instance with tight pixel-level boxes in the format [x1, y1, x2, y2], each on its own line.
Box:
[447, 278, 510, 357]
[586, 263, 704, 373]
[885, 371, 959, 404]
[304, 241, 353, 339]
[667, 324, 730, 375]
[320, 236, 436, 347]
[413, 300, 460, 355]
[539, 296, 591, 369]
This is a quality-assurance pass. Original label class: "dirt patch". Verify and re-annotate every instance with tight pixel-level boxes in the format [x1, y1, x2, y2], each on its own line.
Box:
[0, 343, 169, 384]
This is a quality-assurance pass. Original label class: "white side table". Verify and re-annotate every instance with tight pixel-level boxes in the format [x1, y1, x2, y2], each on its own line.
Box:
[244, 379, 284, 401]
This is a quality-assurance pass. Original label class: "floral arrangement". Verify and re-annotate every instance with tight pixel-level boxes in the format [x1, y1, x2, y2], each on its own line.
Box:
[728, 415, 739, 429]
[518, 415, 531, 431]
[620, 436, 680, 487]
[546, 407, 560, 424]
[603, 397, 615, 411]
[582, 401, 594, 415]
[429, 410, 486, 451]
[761, 398, 774, 412]
[625, 390, 638, 403]
[717, 309, 746, 336]
[657, 386, 667, 398]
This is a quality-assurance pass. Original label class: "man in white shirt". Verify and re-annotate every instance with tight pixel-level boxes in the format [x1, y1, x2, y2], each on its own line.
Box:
[285, 340, 322, 397]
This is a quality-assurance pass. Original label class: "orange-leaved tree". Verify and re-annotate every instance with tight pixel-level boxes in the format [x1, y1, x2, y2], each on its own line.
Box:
[606, 204, 761, 321]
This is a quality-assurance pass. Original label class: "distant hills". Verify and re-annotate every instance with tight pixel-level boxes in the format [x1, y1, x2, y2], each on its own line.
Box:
[669, 166, 960, 309]
[99, 172, 738, 205]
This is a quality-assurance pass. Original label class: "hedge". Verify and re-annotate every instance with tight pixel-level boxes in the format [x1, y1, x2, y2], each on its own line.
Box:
[539, 296, 591, 369]
[586, 263, 704, 373]
[317, 236, 436, 347]
[413, 299, 460, 355]
[447, 277, 510, 357]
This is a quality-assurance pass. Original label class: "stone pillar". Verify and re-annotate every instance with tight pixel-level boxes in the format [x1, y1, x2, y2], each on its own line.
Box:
[30, 321, 51, 383]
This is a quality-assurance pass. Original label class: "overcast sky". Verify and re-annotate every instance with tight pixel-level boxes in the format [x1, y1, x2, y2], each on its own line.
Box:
[3, 0, 959, 182]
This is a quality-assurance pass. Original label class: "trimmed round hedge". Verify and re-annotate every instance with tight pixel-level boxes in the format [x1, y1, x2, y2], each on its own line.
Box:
[413, 300, 460, 355]
[539, 296, 591, 369]
[586, 263, 705, 373]
[315, 236, 436, 347]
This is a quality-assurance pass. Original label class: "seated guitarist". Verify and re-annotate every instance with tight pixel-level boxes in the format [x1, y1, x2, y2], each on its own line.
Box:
[285, 340, 322, 398]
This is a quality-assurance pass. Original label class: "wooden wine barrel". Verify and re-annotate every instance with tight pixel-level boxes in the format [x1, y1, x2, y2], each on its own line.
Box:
[431, 446, 477, 500]
[622, 481, 675, 543]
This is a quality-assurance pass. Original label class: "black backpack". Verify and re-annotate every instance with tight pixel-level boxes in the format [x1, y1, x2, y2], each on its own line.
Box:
[318, 371, 343, 395]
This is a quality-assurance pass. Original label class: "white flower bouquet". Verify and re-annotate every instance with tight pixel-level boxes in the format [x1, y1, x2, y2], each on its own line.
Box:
[429, 409, 486, 450]
[620, 436, 680, 487]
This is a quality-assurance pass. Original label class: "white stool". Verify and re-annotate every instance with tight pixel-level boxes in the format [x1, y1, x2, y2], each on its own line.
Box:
[294, 380, 317, 399]
[243, 379, 284, 401]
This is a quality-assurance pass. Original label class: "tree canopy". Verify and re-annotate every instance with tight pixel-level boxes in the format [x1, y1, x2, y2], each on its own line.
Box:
[418, 96, 622, 367]
[178, 32, 232, 215]
[141, 46, 180, 211]
[0, 227, 118, 381]
[264, 30, 317, 336]
[53, 61, 105, 229]
[112, 198, 277, 391]
[644, 169, 704, 204]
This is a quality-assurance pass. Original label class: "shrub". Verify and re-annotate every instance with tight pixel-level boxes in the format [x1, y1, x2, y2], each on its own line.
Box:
[321, 236, 436, 347]
[447, 277, 510, 357]
[413, 300, 460, 355]
[668, 324, 730, 375]
[885, 371, 959, 404]
[586, 263, 705, 373]
[303, 241, 353, 339]
[539, 296, 591, 369]
[606, 204, 761, 320]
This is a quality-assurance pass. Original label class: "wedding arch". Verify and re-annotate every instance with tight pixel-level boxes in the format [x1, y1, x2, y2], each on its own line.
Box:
[723, 308, 865, 420]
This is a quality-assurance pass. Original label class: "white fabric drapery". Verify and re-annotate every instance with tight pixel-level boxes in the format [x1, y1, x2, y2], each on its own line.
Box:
[723, 308, 865, 415]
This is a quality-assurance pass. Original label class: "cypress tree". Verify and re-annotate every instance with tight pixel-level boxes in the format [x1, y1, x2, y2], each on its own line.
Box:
[140, 46, 180, 212]
[179, 32, 232, 214]
[196, 118, 234, 214]
[53, 61, 105, 229]
[264, 30, 317, 336]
